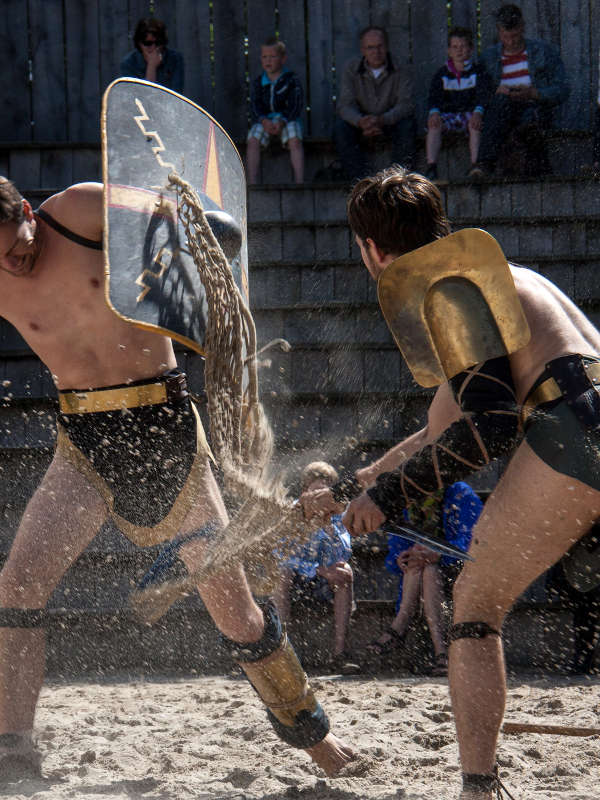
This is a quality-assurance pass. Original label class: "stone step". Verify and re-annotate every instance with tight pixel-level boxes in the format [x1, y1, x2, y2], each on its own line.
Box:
[248, 176, 600, 224]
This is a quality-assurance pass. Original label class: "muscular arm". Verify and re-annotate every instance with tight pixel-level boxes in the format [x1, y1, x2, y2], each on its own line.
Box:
[356, 383, 462, 487]
[45, 182, 103, 241]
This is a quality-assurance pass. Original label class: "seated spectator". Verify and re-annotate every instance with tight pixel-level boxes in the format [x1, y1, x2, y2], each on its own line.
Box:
[275, 462, 359, 674]
[120, 18, 184, 93]
[367, 482, 482, 676]
[546, 523, 600, 674]
[335, 26, 416, 182]
[469, 3, 569, 179]
[246, 38, 304, 184]
[424, 27, 493, 181]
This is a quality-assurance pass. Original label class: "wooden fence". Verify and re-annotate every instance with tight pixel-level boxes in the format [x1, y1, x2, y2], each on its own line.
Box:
[2, 0, 599, 144]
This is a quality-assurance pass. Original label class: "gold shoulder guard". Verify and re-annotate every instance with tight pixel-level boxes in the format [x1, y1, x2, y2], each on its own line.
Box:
[377, 228, 531, 387]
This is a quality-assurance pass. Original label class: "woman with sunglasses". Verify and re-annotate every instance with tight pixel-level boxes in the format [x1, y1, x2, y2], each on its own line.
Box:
[120, 18, 184, 94]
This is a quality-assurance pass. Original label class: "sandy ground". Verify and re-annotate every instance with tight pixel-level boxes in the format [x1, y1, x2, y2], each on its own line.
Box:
[2, 672, 600, 799]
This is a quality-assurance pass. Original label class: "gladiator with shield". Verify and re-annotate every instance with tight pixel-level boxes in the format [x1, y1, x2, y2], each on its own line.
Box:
[301, 165, 600, 798]
[0, 80, 355, 779]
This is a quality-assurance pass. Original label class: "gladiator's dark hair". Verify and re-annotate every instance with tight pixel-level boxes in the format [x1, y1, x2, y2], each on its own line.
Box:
[0, 177, 25, 224]
[448, 26, 474, 47]
[347, 165, 450, 256]
[134, 17, 168, 50]
[496, 4, 523, 29]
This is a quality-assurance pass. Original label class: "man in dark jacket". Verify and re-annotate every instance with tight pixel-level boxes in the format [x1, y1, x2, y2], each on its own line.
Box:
[335, 26, 416, 182]
[247, 38, 304, 184]
[469, 3, 570, 179]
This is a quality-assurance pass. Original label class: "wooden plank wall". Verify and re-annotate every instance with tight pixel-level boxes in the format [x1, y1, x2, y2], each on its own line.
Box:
[0, 0, 597, 144]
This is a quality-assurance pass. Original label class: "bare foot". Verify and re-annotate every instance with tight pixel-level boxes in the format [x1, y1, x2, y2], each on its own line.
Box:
[304, 732, 355, 776]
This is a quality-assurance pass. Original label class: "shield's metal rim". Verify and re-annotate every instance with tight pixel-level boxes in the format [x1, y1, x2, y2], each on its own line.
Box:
[100, 77, 246, 356]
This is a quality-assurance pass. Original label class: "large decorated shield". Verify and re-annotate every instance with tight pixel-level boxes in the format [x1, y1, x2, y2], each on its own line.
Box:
[101, 78, 248, 353]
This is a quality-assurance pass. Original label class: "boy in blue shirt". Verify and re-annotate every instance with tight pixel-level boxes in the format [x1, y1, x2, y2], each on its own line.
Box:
[275, 462, 359, 673]
[247, 38, 304, 184]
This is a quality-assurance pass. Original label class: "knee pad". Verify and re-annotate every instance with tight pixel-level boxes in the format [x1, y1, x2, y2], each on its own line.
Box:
[0, 608, 47, 628]
[449, 621, 500, 642]
[221, 600, 330, 748]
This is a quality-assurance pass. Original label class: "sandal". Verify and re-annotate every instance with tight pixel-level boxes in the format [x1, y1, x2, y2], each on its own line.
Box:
[429, 652, 448, 677]
[366, 627, 405, 656]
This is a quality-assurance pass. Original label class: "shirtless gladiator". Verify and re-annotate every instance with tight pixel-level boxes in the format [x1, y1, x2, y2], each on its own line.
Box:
[301, 166, 600, 798]
[0, 178, 354, 779]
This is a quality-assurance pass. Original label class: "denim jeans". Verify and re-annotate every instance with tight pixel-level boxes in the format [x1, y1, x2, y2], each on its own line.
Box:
[334, 115, 416, 181]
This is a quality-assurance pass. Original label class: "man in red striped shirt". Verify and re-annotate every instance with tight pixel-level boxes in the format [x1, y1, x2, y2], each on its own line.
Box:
[469, 4, 569, 179]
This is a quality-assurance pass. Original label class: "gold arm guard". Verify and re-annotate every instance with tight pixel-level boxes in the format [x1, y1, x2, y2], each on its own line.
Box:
[238, 631, 318, 729]
[377, 228, 531, 387]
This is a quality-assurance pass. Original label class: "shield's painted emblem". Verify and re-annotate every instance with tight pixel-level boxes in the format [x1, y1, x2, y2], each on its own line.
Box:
[101, 78, 248, 354]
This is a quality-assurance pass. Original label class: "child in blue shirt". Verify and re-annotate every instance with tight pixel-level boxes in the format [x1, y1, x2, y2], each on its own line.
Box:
[246, 38, 304, 184]
[274, 462, 359, 673]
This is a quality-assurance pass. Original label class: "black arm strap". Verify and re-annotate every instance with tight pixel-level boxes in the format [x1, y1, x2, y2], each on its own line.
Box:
[368, 357, 520, 522]
[0, 608, 47, 628]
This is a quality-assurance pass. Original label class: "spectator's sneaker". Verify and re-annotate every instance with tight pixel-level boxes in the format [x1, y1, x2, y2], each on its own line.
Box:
[330, 652, 361, 675]
[425, 163, 438, 181]
[0, 733, 42, 781]
[468, 163, 491, 181]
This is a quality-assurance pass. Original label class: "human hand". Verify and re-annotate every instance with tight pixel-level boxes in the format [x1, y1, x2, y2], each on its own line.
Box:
[317, 561, 352, 584]
[145, 47, 163, 69]
[406, 543, 439, 569]
[505, 85, 538, 101]
[469, 111, 483, 131]
[428, 112, 442, 130]
[262, 119, 277, 134]
[342, 492, 386, 536]
[300, 487, 344, 523]
[396, 551, 411, 572]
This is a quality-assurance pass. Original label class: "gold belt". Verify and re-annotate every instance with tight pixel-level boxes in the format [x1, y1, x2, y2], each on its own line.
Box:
[520, 362, 600, 425]
[59, 382, 168, 414]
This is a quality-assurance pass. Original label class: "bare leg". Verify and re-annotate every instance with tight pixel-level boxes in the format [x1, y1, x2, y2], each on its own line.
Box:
[288, 137, 304, 184]
[246, 137, 261, 185]
[422, 563, 447, 657]
[273, 567, 293, 625]
[368, 566, 422, 652]
[469, 128, 481, 165]
[450, 441, 600, 797]
[0, 453, 107, 735]
[391, 567, 422, 635]
[426, 126, 442, 165]
[177, 463, 355, 775]
[328, 564, 354, 656]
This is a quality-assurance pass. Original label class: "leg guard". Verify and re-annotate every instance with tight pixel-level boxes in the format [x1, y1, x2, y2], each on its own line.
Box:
[0, 608, 47, 628]
[221, 601, 330, 748]
[449, 621, 500, 642]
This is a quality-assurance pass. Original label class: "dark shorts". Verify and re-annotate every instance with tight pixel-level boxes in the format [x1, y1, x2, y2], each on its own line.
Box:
[57, 395, 212, 546]
[523, 355, 600, 492]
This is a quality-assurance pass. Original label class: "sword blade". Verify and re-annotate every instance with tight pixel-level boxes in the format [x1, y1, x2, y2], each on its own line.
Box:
[387, 523, 474, 561]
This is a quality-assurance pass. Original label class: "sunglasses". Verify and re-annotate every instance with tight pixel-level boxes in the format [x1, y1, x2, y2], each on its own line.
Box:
[141, 39, 159, 46]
